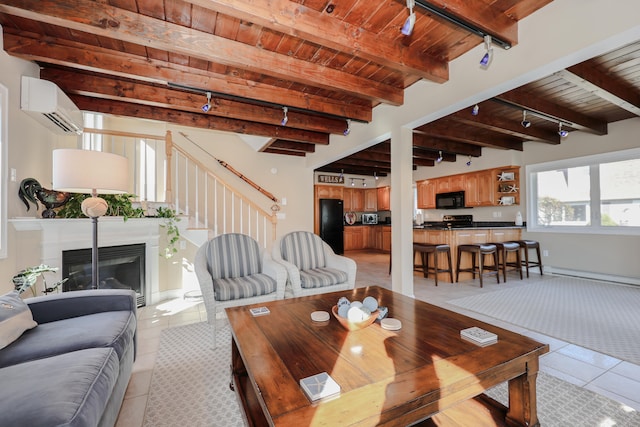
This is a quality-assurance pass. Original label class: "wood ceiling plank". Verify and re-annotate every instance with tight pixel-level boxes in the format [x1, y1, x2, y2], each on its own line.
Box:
[0, 0, 403, 105]
[2, 32, 372, 122]
[412, 134, 483, 157]
[182, 0, 449, 83]
[70, 95, 331, 144]
[415, 120, 524, 150]
[40, 67, 349, 134]
[496, 89, 608, 135]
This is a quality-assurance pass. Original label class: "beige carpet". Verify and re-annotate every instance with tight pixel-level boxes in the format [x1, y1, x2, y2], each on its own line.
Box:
[144, 320, 640, 426]
[448, 276, 640, 365]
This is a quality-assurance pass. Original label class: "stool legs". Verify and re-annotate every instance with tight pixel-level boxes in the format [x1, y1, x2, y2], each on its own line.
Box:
[516, 240, 543, 277]
[456, 244, 500, 287]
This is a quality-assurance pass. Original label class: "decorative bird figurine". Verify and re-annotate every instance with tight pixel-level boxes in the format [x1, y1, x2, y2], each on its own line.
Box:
[18, 178, 70, 218]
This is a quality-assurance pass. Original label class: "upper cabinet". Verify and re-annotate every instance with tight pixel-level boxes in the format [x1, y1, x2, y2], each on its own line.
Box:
[416, 166, 520, 209]
[377, 186, 391, 211]
[315, 185, 343, 200]
[344, 188, 364, 212]
[364, 188, 378, 212]
[417, 179, 436, 209]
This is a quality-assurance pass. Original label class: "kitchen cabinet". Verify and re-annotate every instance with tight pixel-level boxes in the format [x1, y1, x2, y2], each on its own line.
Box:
[495, 166, 520, 206]
[315, 185, 343, 200]
[382, 226, 391, 252]
[364, 188, 378, 212]
[465, 170, 494, 207]
[344, 226, 364, 250]
[377, 186, 390, 211]
[343, 188, 364, 212]
[416, 179, 436, 209]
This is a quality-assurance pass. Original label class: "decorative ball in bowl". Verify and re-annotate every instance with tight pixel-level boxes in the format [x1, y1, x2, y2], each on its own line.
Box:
[332, 305, 378, 331]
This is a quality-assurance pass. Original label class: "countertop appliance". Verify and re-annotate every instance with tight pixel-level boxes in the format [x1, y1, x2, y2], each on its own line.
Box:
[362, 213, 378, 224]
[319, 199, 344, 254]
[436, 191, 466, 209]
[442, 214, 473, 228]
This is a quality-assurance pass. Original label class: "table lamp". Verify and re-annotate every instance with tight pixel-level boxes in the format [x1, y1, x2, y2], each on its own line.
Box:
[52, 149, 129, 289]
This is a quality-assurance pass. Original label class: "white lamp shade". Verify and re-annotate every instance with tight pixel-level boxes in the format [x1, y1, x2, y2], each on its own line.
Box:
[52, 149, 129, 194]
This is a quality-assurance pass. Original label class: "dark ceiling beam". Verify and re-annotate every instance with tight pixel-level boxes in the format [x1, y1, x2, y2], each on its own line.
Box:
[414, 120, 523, 150]
[41, 67, 346, 135]
[449, 106, 561, 144]
[262, 148, 307, 157]
[2, 32, 372, 122]
[559, 63, 640, 116]
[495, 89, 608, 135]
[0, 0, 403, 105]
[263, 140, 316, 153]
[315, 166, 390, 177]
[183, 0, 449, 83]
[413, 134, 483, 157]
[71, 95, 330, 144]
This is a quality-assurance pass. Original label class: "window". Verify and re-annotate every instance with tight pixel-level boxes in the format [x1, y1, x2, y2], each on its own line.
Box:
[0, 84, 7, 258]
[527, 148, 640, 235]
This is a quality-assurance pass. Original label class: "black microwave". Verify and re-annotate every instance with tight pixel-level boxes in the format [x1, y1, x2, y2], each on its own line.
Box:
[435, 191, 466, 209]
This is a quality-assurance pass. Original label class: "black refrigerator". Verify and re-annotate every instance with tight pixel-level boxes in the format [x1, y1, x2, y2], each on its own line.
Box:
[319, 199, 344, 255]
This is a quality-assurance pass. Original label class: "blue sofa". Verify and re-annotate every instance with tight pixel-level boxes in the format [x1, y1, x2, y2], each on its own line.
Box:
[0, 289, 137, 427]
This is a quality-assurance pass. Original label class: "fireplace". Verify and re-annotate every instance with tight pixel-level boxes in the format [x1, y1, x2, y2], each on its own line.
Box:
[62, 243, 146, 307]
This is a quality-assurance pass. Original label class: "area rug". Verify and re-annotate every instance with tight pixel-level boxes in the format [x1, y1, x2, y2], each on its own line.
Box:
[144, 321, 640, 426]
[448, 276, 640, 365]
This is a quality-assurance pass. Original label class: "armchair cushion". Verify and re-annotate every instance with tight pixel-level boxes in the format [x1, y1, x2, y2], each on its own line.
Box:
[299, 268, 348, 289]
[205, 233, 262, 279]
[0, 291, 37, 350]
[280, 231, 326, 270]
[213, 274, 277, 301]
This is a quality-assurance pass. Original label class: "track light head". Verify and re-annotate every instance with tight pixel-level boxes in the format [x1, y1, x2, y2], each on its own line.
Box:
[558, 122, 569, 138]
[201, 92, 212, 113]
[343, 119, 351, 136]
[479, 35, 493, 69]
[472, 104, 479, 116]
[280, 107, 288, 126]
[436, 150, 443, 163]
[466, 156, 472, 167]
[351, 179, 355, 187]
[339, 169, 344, 179]
[401, 0, 416, 36]
[374, 172, 378, 180]
[521, 110, 531, 128]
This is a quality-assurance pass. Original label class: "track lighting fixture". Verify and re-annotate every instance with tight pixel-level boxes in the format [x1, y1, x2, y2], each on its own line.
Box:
[339, 169, 344, 179]
[350, 178, 355, 187]
[343, 119, 351, 136]
[521, 110, 531, 128]
[201, 92, 212, 113]
[363, 181, 367, 187]
[401, 0, 416, 36]
[280, 107, 289, 126]
[472, 104, 479, 116]
[436, 151, 443, 163]
[466, 156, 472, 167]
[479, 35, 494, 69]
[374, 172, 378, 180]
[558, 122, 569, 138]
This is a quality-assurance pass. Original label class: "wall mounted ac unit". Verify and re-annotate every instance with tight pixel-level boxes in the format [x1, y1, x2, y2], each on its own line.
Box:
[21, 76, 83, 135]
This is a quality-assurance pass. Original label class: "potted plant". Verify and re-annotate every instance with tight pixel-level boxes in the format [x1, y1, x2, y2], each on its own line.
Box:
[12, 265, 69, 297]
[156, 206, 181, 259]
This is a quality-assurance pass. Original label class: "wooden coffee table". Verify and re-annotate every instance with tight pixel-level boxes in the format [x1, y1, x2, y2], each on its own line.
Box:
[226, 286, 548, 426]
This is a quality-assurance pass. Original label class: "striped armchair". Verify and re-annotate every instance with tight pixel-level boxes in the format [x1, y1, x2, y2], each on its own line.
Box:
[272, 231, 356, 297]
[195, 233, 286, 346]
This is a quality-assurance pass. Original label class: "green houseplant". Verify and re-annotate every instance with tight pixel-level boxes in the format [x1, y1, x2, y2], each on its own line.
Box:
[12, 265, 68, 297]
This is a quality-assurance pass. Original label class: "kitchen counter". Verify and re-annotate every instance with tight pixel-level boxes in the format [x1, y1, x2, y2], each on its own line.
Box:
[413, 222, 524, 230]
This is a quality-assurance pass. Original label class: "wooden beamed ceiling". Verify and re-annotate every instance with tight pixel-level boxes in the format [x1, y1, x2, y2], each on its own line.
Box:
[3, 1, 640, 177]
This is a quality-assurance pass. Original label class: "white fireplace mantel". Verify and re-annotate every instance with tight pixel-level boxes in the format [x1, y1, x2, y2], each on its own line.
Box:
[11, 217, 163, 304]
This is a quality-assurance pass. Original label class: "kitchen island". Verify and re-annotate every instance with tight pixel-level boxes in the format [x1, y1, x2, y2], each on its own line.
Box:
[413, 226, 523, 283]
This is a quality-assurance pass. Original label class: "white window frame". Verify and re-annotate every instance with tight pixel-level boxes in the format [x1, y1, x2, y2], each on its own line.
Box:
[0, 84, 8, 258]
[526, 147, 640, 236]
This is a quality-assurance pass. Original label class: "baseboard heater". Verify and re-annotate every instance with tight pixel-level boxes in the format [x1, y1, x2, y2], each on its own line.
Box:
[545, 266, 640, 287]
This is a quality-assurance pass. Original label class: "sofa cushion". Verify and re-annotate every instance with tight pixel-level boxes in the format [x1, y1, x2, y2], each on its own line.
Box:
[0, 310, 135, 369]
[213, 273, 277, 301]
[299, 268, 348, 289]
[205, 233, 263, 279]
[0, 347, 119, 427]
[0, 291, 37, 350]
[280, 231, 326, 270]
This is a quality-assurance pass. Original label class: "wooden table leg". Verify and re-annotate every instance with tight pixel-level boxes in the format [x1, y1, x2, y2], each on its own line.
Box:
[506, 360, 541, 427]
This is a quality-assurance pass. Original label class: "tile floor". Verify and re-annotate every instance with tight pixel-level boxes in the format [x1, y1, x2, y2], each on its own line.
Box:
[115, 250, 640, 426]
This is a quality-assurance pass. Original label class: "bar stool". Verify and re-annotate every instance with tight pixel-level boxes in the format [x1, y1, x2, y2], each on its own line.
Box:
[512, 240, 543, 277]
[456, 244, 500, 287]
[413, 243, 454, 286]
[490, 242, 523, 282]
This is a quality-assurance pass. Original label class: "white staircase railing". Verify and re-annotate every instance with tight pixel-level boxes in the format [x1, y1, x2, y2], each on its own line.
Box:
[82, 128, 277, 248]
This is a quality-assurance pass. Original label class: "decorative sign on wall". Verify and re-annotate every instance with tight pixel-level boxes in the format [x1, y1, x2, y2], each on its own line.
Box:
[318, 175, 344, 184]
